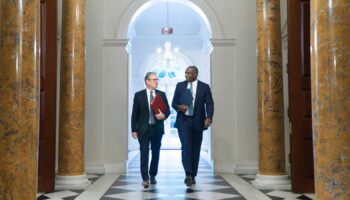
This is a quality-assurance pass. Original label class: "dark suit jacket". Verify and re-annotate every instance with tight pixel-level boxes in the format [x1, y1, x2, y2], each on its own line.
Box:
[172, 80, 214, 131]
[131, 89, 170, 136]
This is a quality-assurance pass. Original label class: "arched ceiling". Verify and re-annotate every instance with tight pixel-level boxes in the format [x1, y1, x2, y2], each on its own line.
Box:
[131, 2, 207, 37]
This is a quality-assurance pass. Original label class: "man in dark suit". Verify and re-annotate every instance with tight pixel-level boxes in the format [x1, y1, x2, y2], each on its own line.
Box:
[131, 72, 170, 188]
[172, 66, 214, 187]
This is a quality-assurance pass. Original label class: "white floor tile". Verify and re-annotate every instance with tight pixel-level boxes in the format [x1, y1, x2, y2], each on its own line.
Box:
[190, 183, 232, 190]
[182, 191, 240, 200]
[37, 151, 316, 200]
[305, 193, 316, 199]
[36, 193, 43, 197]
[104, 192, 168, 199]
[75, 174, 120, 200]
[43, 190, 79, 199]
[267, 190, 301, 199]
[221, 174, 271, 200]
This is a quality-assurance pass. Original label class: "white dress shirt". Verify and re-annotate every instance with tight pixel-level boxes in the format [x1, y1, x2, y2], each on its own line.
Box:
[185, 80, 197, 116]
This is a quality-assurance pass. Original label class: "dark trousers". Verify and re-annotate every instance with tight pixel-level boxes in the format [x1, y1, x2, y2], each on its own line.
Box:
[177, 117, 203, 177]
[138, 125, 162, 181]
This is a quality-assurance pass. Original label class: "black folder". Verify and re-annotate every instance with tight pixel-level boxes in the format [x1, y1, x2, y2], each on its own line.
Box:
[179, 89, 193, 106]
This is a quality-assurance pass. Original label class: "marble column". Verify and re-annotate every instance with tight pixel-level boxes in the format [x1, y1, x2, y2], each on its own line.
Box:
[311, 1, 350, 199]
[252, 0, 290, 190]
[0, 0, 40, 199]
[56, 0, 90, 190]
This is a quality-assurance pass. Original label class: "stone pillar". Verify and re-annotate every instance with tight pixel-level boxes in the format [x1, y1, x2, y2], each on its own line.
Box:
[311, 1, 350, 199]
[252, 0, 290, 190]
[56, 0, 90, 190]
[0, 0, 40, 199]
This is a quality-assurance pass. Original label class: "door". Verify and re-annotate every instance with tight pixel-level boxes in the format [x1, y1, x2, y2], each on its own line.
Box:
[38, 0, 57, 192]
[288, 0, 314, 193]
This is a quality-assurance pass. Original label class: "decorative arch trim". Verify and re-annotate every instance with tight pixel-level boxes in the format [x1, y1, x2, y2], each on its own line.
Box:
[116, 0, 224, 39]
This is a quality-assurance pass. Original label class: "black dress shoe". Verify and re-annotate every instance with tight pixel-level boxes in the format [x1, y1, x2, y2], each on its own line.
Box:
[142, 180, 149, 188]
[184, 176, 193, 186]
[150, 177, 157, 184]
[192, 177, 196, 184]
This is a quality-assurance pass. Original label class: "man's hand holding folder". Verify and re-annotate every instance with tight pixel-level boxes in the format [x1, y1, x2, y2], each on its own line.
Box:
[150, 93, 168, 115]
[179, 89, 193, 106]
[177, 89, 194, 113]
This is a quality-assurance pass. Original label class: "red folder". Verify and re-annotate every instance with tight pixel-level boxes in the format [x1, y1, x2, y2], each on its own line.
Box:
[151, 93, 168, 114]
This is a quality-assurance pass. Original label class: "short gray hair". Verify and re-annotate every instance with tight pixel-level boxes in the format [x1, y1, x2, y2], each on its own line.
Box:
[144, 72, 157, 82]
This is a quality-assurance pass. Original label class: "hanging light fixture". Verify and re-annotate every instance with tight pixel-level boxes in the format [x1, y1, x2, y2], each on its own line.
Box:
[160, 0, 175, 61]
[162, 1, 174, 61]
[161, 0, 173, 35]
[154, 0, 180, 79]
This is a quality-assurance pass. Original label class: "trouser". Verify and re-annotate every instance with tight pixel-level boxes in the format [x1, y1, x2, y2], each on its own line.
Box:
[138, 125, 162, 181]
[177, 117, 203, 177]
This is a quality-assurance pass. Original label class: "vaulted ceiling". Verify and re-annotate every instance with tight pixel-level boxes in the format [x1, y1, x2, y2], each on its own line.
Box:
[131, 2, 207, 37]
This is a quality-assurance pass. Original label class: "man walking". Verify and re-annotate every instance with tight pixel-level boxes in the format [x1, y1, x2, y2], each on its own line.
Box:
[131, 72, 170, 188]
[172, 66, 214, 186]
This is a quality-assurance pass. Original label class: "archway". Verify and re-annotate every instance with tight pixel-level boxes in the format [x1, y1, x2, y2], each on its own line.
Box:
[126, 0, 214, 171]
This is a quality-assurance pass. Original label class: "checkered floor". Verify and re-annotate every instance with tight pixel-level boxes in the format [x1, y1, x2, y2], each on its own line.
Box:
[37, 150, 316, 200]
[37, 174, 103, 199]
[238, 174, 315, 200]
[101, 174, 245, 200]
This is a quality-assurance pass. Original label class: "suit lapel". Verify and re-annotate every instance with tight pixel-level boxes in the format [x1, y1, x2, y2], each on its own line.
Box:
[194, 81, 200, 100]
[142, 89, 150, 116]
[182, 81, 188, 93]
[193, 80, 203, 111]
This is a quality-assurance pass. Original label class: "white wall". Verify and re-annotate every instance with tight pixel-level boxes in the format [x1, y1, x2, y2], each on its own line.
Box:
[211, 39, 238, 173]
[84, 0, 105, 173]
[233, 0, 259, 174]
[102, 40, 129, 172]
[78, 0, 295, 174]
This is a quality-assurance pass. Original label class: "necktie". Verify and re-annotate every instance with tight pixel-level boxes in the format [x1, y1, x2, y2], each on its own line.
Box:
[188, 83, 194, 116]
[149, 91, 156, 124]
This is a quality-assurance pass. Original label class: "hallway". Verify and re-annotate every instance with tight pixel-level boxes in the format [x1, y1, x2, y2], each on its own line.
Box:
[37, 151, 315, 200]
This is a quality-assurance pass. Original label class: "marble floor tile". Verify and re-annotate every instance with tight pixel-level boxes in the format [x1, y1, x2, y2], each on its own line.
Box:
[37, 150, 316, 200]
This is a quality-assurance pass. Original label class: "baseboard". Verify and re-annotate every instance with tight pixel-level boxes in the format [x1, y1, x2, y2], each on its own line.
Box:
[235, 161, 258, 174]
[85, 162, 105, 174]
[214, 163, 236, 174]
[104, 163, 126, 173]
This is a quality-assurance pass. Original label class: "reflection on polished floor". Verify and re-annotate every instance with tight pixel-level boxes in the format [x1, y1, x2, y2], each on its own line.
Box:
[37, 150, 315, 200]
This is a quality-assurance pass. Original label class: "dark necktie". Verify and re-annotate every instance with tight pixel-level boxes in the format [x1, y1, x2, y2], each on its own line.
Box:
[188, 83, 194, 116]
[149, 91, 156, 124]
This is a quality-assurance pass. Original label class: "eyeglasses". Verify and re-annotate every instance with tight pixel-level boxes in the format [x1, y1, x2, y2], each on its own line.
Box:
[148, 79, 159, 81]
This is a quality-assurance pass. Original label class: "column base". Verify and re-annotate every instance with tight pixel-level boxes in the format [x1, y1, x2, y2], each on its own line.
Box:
[55, 174, 91, 190]
[252, 174, 291, 190]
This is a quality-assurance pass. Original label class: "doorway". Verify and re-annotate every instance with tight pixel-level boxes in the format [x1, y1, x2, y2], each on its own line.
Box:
[38, 0, 57, 193]
[288, 0, 315, 193]
[127, 1, 213, 170]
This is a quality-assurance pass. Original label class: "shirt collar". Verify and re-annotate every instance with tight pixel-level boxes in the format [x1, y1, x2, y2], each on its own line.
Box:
[188, 79, 198, 85]
[146, 88, 155, 93]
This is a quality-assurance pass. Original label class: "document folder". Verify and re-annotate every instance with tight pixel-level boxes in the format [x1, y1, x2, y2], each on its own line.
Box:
[179, 89, 193, 106]
[151, 93, 168, 114]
